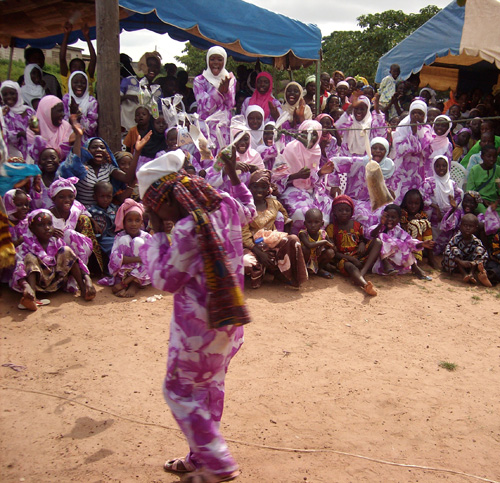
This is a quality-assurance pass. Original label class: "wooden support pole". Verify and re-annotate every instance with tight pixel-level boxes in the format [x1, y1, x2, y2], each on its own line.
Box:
[7, 39, 15, 80]
[96, 0, 121, 151]
[315, 58, 321, 117]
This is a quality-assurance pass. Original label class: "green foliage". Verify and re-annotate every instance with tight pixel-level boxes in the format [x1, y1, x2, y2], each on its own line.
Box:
[0, 59, 61, 84]
[322, 6, 441, 85]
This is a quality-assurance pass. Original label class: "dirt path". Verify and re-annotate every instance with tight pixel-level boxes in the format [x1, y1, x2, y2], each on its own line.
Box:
[1, 271, 499, 482]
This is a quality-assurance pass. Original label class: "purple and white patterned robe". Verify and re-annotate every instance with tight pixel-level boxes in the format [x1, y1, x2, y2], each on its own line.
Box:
[98, 230, 151, 286]
[3, 107, 35, 159]
[139, 183, 255, 476]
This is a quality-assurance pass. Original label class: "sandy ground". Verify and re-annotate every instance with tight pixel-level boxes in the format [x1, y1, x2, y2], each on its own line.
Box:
[1, 269, 500, 483]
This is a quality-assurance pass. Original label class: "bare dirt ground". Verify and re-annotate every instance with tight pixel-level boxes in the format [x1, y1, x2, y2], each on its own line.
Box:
[1, 269, 500, 483]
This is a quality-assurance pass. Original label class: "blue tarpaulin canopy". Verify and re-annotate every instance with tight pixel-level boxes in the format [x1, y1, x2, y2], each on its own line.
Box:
[376, 0, 500, 90]
[0, 0, 322, 68]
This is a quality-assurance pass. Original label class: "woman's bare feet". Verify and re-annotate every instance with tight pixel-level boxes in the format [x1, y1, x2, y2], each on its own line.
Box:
[82, 275, 96, 301]
[112, 281, 127, 294]
[122, 281, 140, 298]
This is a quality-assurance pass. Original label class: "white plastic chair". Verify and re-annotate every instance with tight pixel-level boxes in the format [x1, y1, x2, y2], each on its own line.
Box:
[450, 161, 467, 190]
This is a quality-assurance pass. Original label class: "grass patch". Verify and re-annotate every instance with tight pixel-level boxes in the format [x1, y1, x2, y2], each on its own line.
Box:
[439, 361, 457, 371]
[471, 295, 481, 304]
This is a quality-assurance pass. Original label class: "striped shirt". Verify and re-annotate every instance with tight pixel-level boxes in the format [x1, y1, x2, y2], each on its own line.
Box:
[76, 163, 118, 208]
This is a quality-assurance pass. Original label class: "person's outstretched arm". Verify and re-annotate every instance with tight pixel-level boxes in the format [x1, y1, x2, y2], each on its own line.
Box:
[59, 22, 72, 77]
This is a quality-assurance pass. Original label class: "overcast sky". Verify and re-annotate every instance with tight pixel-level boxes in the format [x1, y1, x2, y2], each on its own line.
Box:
[76, 0, 451, 65]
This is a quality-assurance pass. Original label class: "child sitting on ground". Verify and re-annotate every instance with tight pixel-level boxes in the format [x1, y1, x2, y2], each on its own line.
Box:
[3, 189, 31, 247]
[98, 199, 151, 297]
[369, 204, 434, 280]
[299, 208, 335, 279]
[88, 181, 117, 266]
[400, 189, 437, 268]
[442, 213, 491, 286]
[326, 195, 381, 295]
[113, 151, 140, 204]
[123, 106, 151, 154]
[11, 209, 95, 310]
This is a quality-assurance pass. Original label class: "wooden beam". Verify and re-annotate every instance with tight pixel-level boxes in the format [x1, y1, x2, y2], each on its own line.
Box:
[95, 0, 121, 151]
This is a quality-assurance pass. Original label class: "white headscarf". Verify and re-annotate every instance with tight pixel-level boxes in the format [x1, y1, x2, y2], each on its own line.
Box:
[395, 99, 428, 138]
[432, 154, 454, 211]
[363, 136, 395, 179]
[68, 71, 91, 116]
[346, 95, 372, 156]
[245, 105, 264, 149]
[430, 114, 452, 157]
[202, 46, 230, 89]
[21, 64, 45, 107]
[136, 149, 185, 199]
[420, 87, 437, 104]
[1, 81, 29, 115]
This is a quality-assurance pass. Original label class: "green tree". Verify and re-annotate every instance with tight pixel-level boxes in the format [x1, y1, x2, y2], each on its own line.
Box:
[322, 6, 441, 84]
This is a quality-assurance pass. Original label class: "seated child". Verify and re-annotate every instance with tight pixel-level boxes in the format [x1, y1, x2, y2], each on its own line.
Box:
[464, 131, 495, 176]
[88, 181, 117, 263]
[123, 106, 151, 154]
[442, 213, 491, 286]
[400, 189, 437, 268]
[326, 195, 381, 296]
[421, 155, 463, 254]
[242, 170, 307, 289]
[98, 199, 151, 297]
[30, 148, 62, 209]
[48, 177, 101, 272]
[299, 208, 335, 279]
[11, 209, 96, 310]
[465, 144, 500, 216]
[0, 80, 36, 158]
[485, 208, 500, 284]
[369, 204, 434, 280]
[3, 189, 31, 247]
[113, 151, 139, 204]
[452, 128, 471, 162]
[257, 122, 279, 171]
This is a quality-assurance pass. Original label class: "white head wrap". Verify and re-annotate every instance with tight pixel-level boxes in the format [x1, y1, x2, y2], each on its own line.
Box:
[432, 155, 454, 211]
[21, 64, 45, 107]
[136, 149, 185, 198]
[363, 136, 395, 179]
[68, 71, 91, 115]
[245, 105, 265, 149]
[346, 95, 373, 156]
[395, 99, 428, 138]
[1, 81, 29, 115]
[202, 46, 230, 89]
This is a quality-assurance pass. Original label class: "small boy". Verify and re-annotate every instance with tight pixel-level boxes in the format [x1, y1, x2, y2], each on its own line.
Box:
[88, 181, 117, 265]
[378, 64, 400, 109]
[442, 213, 491, 286]
[299, 208, 335, 279]
[123, 106, 151, 154]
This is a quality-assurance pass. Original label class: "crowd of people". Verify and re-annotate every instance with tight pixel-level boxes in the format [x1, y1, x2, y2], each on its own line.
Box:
[1, 40, 500, 482]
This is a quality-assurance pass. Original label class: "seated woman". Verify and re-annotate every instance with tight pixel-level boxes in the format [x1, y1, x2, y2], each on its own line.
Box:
[242, 170, 307, 289]
[273, 120, 332, 234]
[241, 72, 282, 124]
[335, 93, 386, 157]
[29, 147, 62, 209]
[1, 81, 35, 158]
[428, 115, 453, 175]
[327, 137, 397, 227]
[245, 105, 265, 151]
[276, 82, 313, 144]
[63, 71, 98, 142]
[11, 209, 95, 311]
[27, 95, 74, 162]
[20, 64, 47, 109]
[59, 119, 148, 208]
[193, 46, 236, 150]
